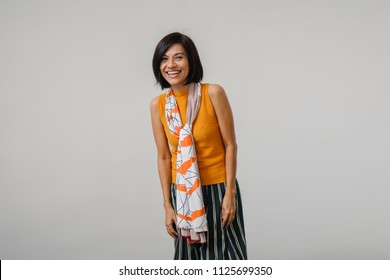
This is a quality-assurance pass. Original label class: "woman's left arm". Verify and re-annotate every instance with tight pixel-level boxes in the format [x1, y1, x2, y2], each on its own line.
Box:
[208, 84, 237, 228]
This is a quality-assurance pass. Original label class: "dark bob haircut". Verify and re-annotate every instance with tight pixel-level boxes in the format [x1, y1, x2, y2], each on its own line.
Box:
[152, 32, 203, 89]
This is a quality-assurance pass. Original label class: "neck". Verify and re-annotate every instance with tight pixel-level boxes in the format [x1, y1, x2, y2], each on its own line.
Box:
[171, 84, 189, 93]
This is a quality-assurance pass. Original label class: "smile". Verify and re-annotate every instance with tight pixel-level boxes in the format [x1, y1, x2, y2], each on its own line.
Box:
[166, 70, 181, 76]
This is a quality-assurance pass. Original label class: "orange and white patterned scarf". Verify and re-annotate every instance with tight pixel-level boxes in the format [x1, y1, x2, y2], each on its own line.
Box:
[165, 82, 207, 244]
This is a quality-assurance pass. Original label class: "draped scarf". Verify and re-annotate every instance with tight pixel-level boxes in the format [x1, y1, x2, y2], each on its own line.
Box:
[165, 82, 207, 244]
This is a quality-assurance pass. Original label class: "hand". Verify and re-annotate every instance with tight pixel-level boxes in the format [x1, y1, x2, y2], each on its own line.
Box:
[221, 191, 236, 228]
[165, 206, 179, 239]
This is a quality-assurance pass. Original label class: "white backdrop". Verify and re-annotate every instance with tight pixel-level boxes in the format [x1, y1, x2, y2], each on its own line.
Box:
[1, 0, 389, 259]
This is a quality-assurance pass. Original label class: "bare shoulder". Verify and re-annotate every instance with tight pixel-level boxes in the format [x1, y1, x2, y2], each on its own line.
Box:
[150, 95, 161, 111]
[207, 83, 230, 106]
[208, 83, 226, 97]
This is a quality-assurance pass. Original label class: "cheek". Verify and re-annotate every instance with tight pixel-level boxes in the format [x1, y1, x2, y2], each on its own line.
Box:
[183, 62, 189, 72]
[159, 65, 166, 75]
[160, 61, 167, 70]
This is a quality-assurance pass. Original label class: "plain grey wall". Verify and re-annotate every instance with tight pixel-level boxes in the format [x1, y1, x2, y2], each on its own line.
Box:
[1, 0, 389, 259]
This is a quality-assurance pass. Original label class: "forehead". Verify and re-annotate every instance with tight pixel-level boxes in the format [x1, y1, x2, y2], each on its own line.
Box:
[164, 43, 186, 56]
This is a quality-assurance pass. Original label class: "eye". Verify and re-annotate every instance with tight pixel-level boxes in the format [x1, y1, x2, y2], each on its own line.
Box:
[175, 56, 183, 60]
[161, 57, 168, 62]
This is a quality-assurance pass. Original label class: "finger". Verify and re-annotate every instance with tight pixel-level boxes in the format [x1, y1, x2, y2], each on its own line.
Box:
[167, 223, 179, 238]
[222, 213, 229, 228]
[166, 227, 177, 239]
[171, 221, 178, 235]
[166, 219, 176, 229]
[225, 216, 232, 228]
[229, 210, 236, 224]
[221, 206, 227, 227]
[224, 211, 236, 228]
[228, 214, 235, 226]
[171, 229, 179, 237]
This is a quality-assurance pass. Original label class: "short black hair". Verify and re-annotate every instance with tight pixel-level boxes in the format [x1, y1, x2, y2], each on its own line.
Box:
[152, 32, 203, 89]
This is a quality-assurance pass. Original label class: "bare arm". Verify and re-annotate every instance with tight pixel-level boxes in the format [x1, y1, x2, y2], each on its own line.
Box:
[150, 96, 178, 238]
[208, 84, 238, 227]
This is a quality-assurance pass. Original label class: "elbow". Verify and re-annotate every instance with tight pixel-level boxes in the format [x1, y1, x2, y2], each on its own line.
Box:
[158, 152, 171, 162]
[225, 142, 238, 154]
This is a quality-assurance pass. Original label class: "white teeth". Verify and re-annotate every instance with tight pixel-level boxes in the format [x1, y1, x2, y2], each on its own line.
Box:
[167, 71, 180, 75]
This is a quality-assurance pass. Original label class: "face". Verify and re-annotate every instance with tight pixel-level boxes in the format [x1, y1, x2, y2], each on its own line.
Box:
[160, 43, 189, 91]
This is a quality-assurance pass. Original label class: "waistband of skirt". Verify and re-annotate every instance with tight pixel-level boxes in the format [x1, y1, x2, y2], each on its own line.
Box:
[171, 179, 238, 188]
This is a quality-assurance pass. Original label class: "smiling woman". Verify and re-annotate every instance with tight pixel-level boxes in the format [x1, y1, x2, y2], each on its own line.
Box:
[150, 32, 247, 260]
[159, 44, 189, 91]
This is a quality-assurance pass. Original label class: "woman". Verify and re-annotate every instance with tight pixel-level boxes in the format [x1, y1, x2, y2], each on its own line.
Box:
[150, 32, 247, 260]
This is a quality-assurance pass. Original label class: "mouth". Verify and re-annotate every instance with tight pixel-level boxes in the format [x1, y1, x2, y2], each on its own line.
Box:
[166, 70, 182, 77]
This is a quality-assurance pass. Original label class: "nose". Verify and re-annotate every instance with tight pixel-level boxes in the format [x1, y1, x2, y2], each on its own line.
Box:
[167, 58, 176, 68]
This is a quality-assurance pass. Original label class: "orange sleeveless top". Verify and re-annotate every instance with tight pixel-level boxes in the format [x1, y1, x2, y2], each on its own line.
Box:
[158, 83, 226, 185]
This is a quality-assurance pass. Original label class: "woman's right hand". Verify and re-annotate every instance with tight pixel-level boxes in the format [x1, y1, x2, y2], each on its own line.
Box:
[165, 206, 179, 239]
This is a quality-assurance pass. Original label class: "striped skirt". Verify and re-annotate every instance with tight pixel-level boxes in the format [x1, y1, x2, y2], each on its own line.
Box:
[170, 180, 247, 260]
